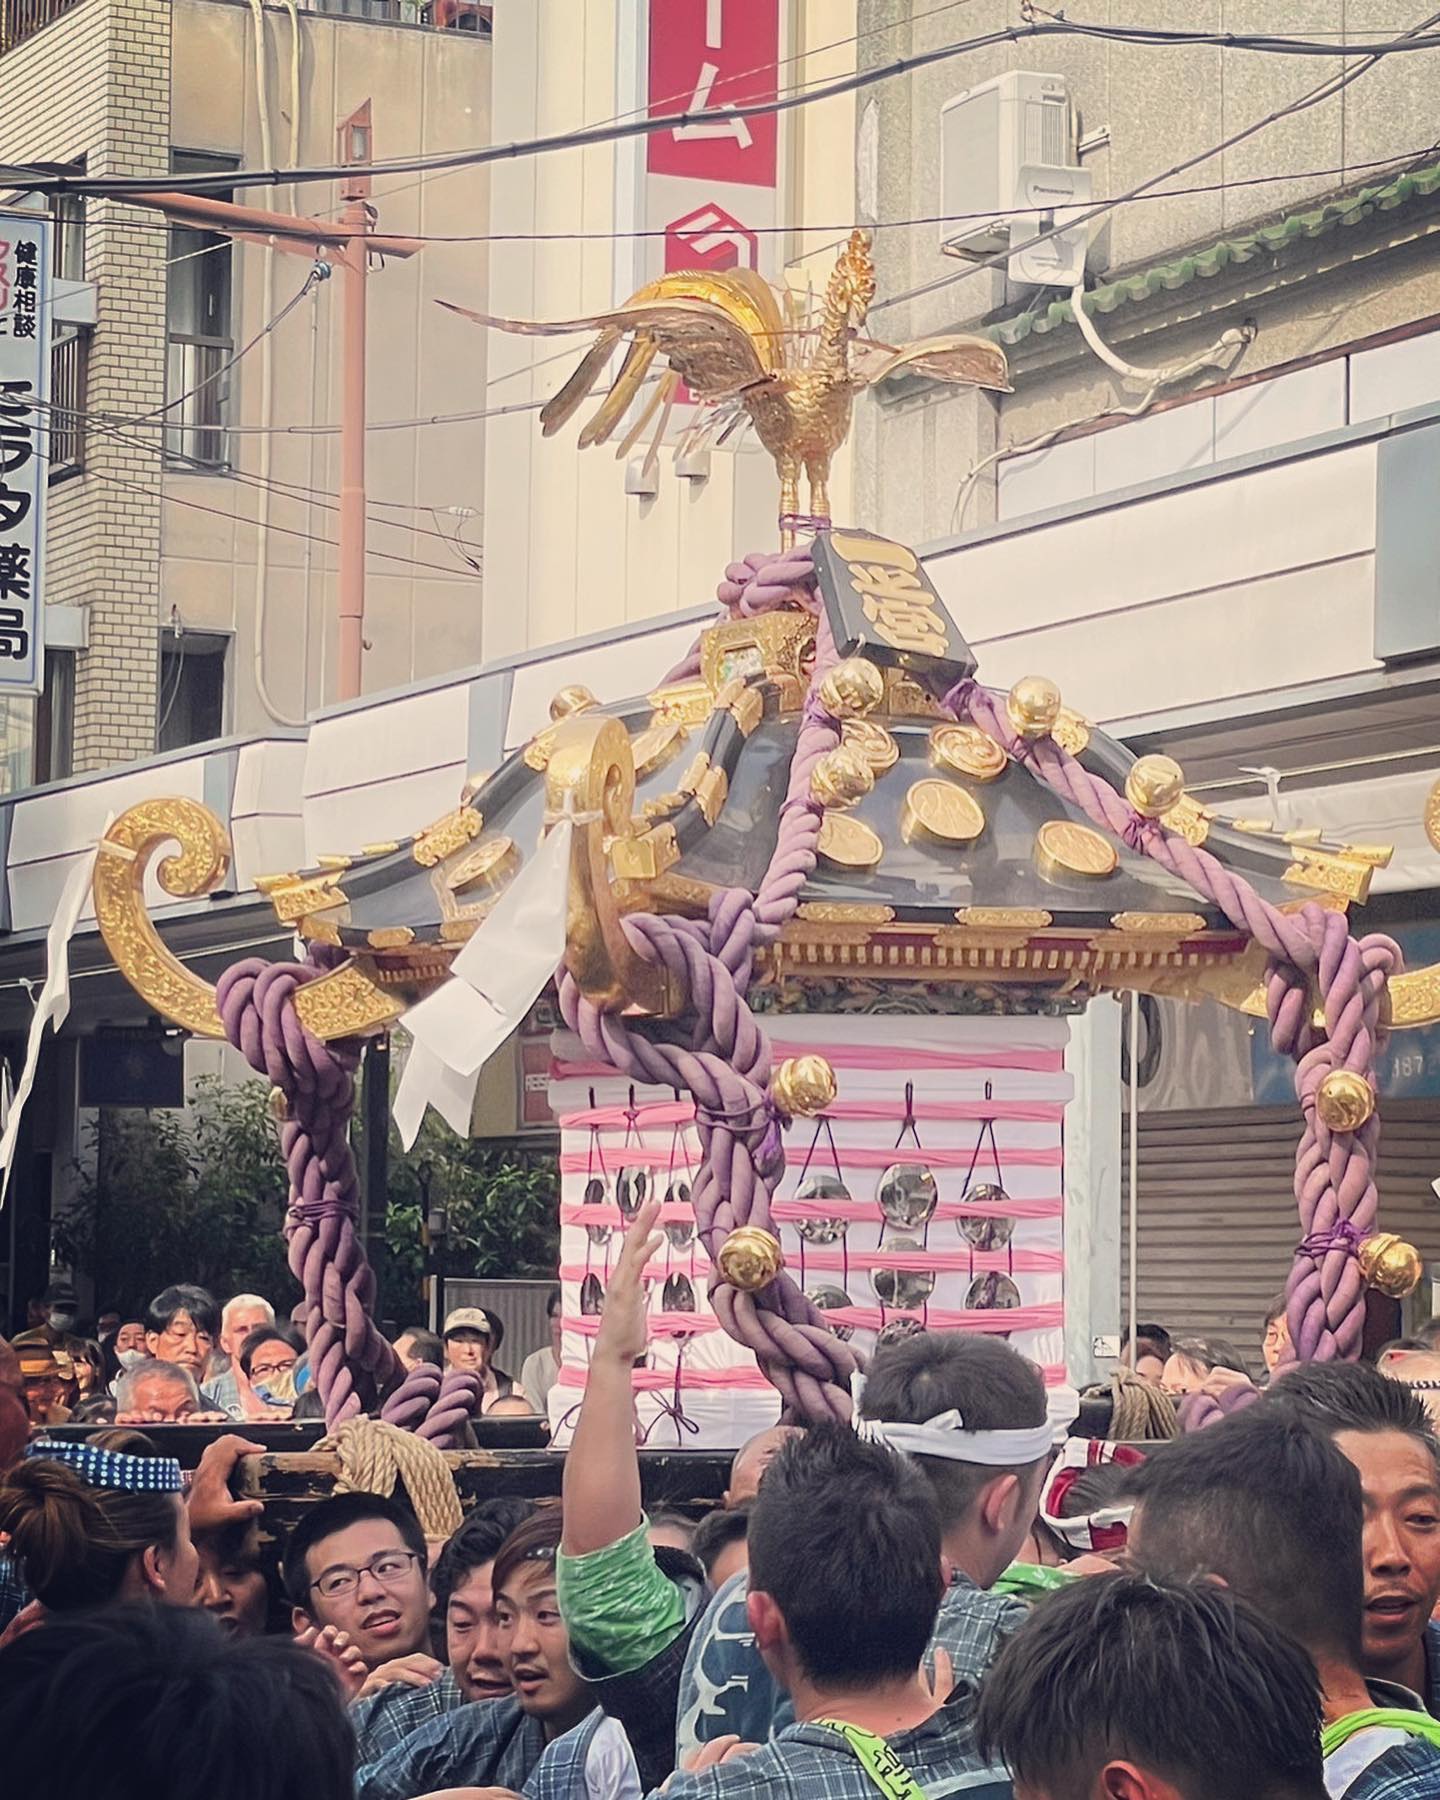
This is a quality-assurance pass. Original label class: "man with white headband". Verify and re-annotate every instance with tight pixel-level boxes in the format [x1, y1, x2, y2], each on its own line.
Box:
[678, 1332, 1052, 1759]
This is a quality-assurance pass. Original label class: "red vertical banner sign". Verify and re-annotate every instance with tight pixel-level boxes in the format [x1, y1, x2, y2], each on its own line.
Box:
[646, 0, 780, 188]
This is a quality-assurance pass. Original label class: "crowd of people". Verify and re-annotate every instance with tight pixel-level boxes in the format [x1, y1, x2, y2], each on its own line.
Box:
[3, 1213, 1440, 1798]
[6, 1278, 563, 1430]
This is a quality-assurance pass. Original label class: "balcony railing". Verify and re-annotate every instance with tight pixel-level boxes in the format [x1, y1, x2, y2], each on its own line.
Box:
[0, 0, 82, 55]
[48, 326, 88, 483]
[302, 0, 493, 28]
[164, 335, 230, 471]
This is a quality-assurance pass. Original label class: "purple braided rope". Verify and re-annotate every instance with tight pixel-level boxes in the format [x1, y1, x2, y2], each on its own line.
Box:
[1176, 1383, 1263, 1432]
[217, 956, 479, 1444]
[946, 680, 1402, 1364]
[560, 547, 862, 1423]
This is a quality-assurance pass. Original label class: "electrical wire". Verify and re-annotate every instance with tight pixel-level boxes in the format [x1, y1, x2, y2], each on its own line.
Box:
[25, 385, 493, 555]
[30, 437, 480, 579]
[49, 145, 1440, 246]
[10, 20, 1440, 198]
[871, 4, 1440, 314]
[301, 0, 988, 221]
[129, 262, 326, 425]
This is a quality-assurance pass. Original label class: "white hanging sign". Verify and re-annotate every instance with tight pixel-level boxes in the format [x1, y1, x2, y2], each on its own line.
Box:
[0, 210, 50, 697]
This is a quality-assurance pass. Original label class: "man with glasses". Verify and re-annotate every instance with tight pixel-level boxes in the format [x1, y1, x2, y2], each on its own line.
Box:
[283, 1492, 434, 1672]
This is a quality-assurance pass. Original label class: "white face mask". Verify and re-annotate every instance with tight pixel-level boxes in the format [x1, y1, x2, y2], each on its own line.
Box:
[117, 1347, 147, 1371]
[48, 1311, 77, 1333]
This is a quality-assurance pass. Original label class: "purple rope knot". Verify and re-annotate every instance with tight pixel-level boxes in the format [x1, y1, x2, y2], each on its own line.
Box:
[1121, 813, 1160, 854]
[942, 677, 977, 718]
[1298, 1219, 1367, 1261]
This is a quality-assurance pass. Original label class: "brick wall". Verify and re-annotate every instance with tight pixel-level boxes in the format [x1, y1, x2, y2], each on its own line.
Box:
[0, 0, 167, 772]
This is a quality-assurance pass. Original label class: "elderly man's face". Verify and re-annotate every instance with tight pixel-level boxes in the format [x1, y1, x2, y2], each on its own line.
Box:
[129, 1371, 199, 1421]
[221, 1304, 271, 1361]
[146, 1308, 212, 1374]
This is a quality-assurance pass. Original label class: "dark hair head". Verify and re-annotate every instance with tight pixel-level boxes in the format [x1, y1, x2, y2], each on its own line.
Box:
[143, 1284, 220, 1341]
[1124, 1324, 1173, 1360]
[281, 1491, 427, 1610]
[858, 1332, 1048, 1525]
[70, 1396, 119, 1425]
[1267, 1359, 1440, 1462]
[748, 1422, 944, 1686]
[1128, 1409, 1364, 1665]
[431, 1498, 537, 1613]
[397, 1327, 443, 1368]
[648, 1510, 697, 1548]
[489, 1502, 563, 1599]
[0, 1457, 181, 1611]
[0, 1605, 353, 1800]
[1169, 1336, 1250, 1379]
[237, 1325, 302, 1380]
[692, 1503, 750, 1579]
[976, 1573, 1325, 1799]
[1264, 1293, 1290, 1329]
[545, 1287, 562, 1319]
[481, 1308, 505, 1353]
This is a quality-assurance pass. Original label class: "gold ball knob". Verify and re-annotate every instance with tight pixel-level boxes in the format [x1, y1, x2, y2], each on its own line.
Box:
[1125, 754, 1187, 819]
[771, 1054, 838, 1118]
[717, 1225, 784, 1292]
[1315, 1069, 1376, 1133]
[549, 683, 599, 723]
[268, 1085, 293, 1124]
[1005, 675, 1063, 739]
[810, 744, 876, 812]
[1359, 1232, 1425, 1300]
[818, 657, 885, 720]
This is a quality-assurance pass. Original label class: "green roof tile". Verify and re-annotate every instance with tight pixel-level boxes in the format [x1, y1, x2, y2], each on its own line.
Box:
[986, 159, 1440, 348]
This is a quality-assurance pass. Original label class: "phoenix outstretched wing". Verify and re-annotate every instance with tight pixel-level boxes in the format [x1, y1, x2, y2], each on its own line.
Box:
[438, 268, 787, 451]
[850, 333, 1012, 393]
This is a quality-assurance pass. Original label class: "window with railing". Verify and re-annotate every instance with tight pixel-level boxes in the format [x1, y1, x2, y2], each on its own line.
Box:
[49, 177, 88, 481]
[164, 150, 236, 471]
[48, 327, 88, 481]
[0, 0, 83, 56]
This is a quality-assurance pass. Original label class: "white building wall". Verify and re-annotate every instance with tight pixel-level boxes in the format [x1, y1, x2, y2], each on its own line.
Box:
[480, 0, 859, 660]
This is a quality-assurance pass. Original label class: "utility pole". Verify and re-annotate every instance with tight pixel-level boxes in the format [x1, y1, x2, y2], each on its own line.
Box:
[337, 101, 372, 703]
[128, 101, 421, 705]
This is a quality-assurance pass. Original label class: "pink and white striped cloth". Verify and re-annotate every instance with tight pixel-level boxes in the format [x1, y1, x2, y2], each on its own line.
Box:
[547, 1013, 1075, 1449]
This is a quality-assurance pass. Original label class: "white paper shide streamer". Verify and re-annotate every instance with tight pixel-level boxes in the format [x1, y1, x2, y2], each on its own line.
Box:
[393, 817, 573, 1148]
[0, 847, 97, 1205]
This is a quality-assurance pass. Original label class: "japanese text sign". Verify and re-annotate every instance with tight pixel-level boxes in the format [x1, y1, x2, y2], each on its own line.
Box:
[0, 212, 50, 696]
[813, 528, 978, 696]
[646, 0, 779, 187]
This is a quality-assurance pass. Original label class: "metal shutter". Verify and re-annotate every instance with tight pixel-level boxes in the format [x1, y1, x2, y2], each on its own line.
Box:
[1120, 1103, 1440, 1370]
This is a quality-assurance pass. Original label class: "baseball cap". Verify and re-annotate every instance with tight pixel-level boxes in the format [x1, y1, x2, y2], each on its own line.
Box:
[443, 1307, 493, 1339]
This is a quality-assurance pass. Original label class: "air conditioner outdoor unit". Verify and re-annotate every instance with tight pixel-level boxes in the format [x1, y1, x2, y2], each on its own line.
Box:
[939, 71, 1089, 283]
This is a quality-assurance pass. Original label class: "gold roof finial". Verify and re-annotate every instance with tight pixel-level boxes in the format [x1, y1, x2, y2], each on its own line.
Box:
[440, 234, 1009, 543]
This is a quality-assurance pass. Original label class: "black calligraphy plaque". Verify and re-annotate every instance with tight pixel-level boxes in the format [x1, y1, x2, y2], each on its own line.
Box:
[811, 527, 977, 697]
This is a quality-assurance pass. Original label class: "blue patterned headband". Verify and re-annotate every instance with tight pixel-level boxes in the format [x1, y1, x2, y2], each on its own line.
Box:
[25, 1438, 185, 1494]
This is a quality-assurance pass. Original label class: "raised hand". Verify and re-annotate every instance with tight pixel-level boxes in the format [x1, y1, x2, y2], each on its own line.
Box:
[595, 1196, 663, 1367]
